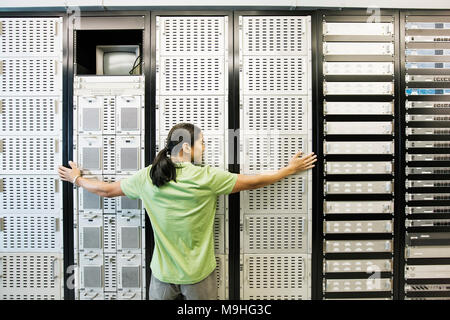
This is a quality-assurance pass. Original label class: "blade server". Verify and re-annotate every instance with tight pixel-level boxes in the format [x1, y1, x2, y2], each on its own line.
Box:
[73, 76, 146, 300]
[321, 13, 397, 300]
[404, 14, 450, 300]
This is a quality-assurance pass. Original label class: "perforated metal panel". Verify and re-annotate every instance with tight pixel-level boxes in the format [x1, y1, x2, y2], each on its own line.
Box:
[0, 97, 61, 135]
[240, 15, 312, 300]
[104, 254, 117, 291]
[158, 135, 225, 169]
[242, 174, 308, 214]
[242, 96, 308, 134]
[215, 254, 227, 300]
[157, 96, 226, 135]
[0, 58, 62, 95]
[243, 16, 307, 55]
[117, 213, 142, 252]
[156, 15, 228, 300]
[158, 17, 226, 55]
[0, 175, 61, 214]
[103, 215, 117, 253]
[214, 214, 225, 254]
[0, 136, 62, 174]
[243, 57, 307, 95]
[0, 253, 63, 300]
[0, 18, 63, 57]
[157, 57, 226, 96]
[241, 254, 309, 300]
[242, 214, 307, 253]
[117, 254, 143, 291]
[116, 135, 143, 174]
[0, 214, 62, 252]
[243, 134, 309, 173]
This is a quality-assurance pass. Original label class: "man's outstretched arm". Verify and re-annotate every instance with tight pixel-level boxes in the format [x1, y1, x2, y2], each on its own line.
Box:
[58, 161, 125, 198]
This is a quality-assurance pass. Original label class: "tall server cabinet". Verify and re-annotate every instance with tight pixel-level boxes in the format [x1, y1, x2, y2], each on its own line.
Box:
[238, 15, 313, 300]
[0, 17, 65, 299]
[154, 14, 231, 300]
[320, 12, 397, 300]
[70, 15, 147, 300]
[402, 12, 450, 300]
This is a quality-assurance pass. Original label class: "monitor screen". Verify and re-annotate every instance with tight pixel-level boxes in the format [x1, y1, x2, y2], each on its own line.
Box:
[103, 51, 137, 75]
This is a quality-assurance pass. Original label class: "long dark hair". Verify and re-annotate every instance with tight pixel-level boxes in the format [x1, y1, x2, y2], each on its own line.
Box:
[150, 123, 202, 187]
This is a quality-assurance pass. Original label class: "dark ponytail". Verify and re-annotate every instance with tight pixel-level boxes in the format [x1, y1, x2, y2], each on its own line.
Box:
[150, 123, 202, 187]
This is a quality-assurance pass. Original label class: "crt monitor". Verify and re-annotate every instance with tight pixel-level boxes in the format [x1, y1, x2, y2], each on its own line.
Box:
[96, 45, 140, 75]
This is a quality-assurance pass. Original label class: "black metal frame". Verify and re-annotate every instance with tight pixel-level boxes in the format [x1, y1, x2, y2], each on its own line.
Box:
[316, 8, 400, 300]
[233, 10, 319, 300]
[400, 9, 450, 300]
[67, 10, 151, 300]
[150, 10, 236, 299]
[3, 6, 450, 301]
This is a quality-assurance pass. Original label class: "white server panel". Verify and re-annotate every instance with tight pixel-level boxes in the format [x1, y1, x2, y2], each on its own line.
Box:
[323, 62, 394, 75]
[323, 82, 394, 95]
[0, 253, 64, 300]
[0, 17, 64, 300]
[241, 214, 309, 254]
[323, 101, 394, 115]
[239, 15, 312, 300]
[324, 240, 393, 253]
[324, 279, 392, 293]
[324, 201, 394, 215]
[0, 97, 62, 136]
[324, 259, 393, 273]
[156, 16, 229, 299]
[324, 141, 394, 155]
[324, 181, 393, 194]
[325, 161, 393, 175]
[0, 214, 63, 252]
[0, 136, 62, 174]
[0, 175, 62, 214]
[323, 42, 394, 56]
[323, 22, 394, 36]
[324, 121, 393, 135]
[240, 254, 310, 300]
[73, 76, 146, 300]
[324, 220, 393, 234]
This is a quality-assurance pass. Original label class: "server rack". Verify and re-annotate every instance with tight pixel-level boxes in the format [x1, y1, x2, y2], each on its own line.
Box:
[236, 12, 314, 300]
[401, 10, 450, 300]
[0, 16, 65, 299]
[69, 13, 149, 300]
[152, 11, 233, 300]
[318, 10, 400, 300]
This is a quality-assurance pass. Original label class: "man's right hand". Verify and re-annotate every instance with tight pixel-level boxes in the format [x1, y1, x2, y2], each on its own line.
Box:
[286, 150, 317, 175]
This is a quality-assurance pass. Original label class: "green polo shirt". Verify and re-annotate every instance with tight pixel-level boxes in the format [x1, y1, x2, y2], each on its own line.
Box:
[120, 162, 238, 284]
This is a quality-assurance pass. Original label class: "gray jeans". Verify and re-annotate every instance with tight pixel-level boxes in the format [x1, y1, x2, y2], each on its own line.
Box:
[149, 269, 218, 300]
